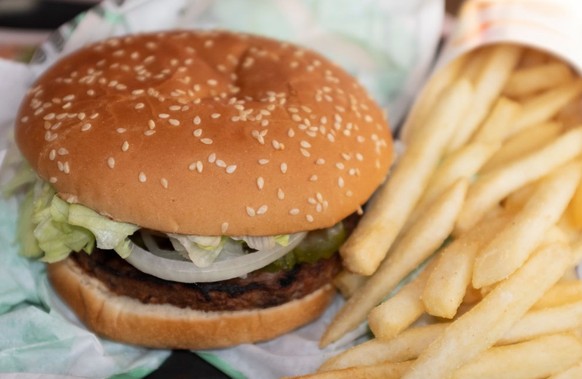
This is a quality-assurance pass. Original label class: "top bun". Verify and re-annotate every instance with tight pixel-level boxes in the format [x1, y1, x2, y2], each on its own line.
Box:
[16, 30, 393, 236]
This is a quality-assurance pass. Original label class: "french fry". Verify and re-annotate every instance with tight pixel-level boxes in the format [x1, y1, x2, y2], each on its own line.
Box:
[320, 179, 468, 347]
[400, 54, 468, 143]
[340, 80, 473, 276]
[472, 161, 582, 288]
[452, 334, 582, 379]
[460, 46, 491, 84]
[333, 270, 367, 299]
[320, 324, 446, 372]
[510, 80, 582, 135]
[422, 215, 508, 319]
[368, 260, 436, 339]
[287, 360, 412, 379]
[321, 300, 582, 372]
[456, 126, 582, 233]
[533, 281, 582, 309]
[401, 242, 572, 379]
[447, 44, 523, 152]
[503, 61, 574, 98]
[550, 360, 582, 379]
[481, 121, 563, 173]
[501, 301, 582, 344]
[470, 97, 521, 144]
[568, 176, 582, 229]
[518, 47, 549, 67]
[408, 141, 499, 230]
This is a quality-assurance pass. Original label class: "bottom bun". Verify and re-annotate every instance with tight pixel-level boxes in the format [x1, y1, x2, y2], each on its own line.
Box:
[47, 257, 336, 349]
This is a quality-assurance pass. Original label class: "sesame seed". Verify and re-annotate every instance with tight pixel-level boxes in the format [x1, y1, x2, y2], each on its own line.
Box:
[49, 177, 57, 183]
[148, 120, 156, 129]
[49, 149, 56, 160]
[201, 138, 213, 145]
[272, 140, 283, 150]
[257, 177, 264, 190]
[310, 175, 318, 182]
[43, 113, 55, 120]
[81, 123, 92, 131]
[159, 113, 169, 119]
[139, 172, 147, 182]
[122, 141, 129, 152]
[246, 207, 256, 217]
[226, 165, 237, 174]
[216, 159, 226, 168]
[280, 163, 288, 174]
[300, 140, 311, 148]
[208, 153, 216, 163]
[57, 148, 69, 155]
[193, 129, 202, 137]
[107, 157, 115, 168]
[289, 208, 300, 215]
[193, 116, 201, 125]
[258, 159, 269, 165]
[336, 162, 345, 170]
[261, 120, 269, 127]
[257, 205, 268, 215]
[306, 214, 314, 222]
[288, 128, 295, 138]
[169, 105, 181, 111]
[291, 114, 302, 122]
[338, 177, 345, 188]
[207, 79, 218, 86]
[356, 153, 364, 161]
[300, 148, 310, 157]
[211, 113, 221, 119]
[77, 113, 86, 120]
[277, 188, 285, 200]
[169, 119, 180, 126]
[161, 178, 169, 189]
[117, 128, 127, 134]
[221, 222, 229, 233]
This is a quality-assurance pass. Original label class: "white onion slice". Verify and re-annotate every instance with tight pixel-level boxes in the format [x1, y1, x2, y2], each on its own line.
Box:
[126, 232, 307, 283]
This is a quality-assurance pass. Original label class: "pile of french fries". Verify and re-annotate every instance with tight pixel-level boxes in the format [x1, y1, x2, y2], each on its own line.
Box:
[292, 44, 582, 378]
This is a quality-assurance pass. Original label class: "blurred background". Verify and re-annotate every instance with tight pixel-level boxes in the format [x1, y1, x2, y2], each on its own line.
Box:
[0, 0, 464, 61]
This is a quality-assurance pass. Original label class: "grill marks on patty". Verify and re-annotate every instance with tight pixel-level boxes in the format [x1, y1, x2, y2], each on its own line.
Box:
[72, 249, 341, 312]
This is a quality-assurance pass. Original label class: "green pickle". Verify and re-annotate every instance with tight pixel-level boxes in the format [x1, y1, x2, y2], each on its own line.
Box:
[263, 222, 346, 272]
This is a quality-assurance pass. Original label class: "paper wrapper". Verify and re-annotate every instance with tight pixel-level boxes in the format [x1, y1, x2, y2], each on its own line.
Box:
[0, 0, 443, 378]
[435, 0, 582, 79]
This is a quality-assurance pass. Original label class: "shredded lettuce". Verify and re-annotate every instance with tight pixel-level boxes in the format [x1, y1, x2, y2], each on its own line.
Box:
[169, 234, 226, 267]
[68, 204, 138, 258]
[13, 180, 137, 262]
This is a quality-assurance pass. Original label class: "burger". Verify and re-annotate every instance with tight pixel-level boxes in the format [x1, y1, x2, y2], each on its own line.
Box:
[13, 30, 393, 349]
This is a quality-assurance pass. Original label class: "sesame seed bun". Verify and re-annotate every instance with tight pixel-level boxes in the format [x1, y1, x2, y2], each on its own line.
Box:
[15, 30, 393, 236]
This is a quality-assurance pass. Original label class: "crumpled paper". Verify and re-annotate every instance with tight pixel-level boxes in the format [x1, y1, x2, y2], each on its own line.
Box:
[0, 0, 444, 377]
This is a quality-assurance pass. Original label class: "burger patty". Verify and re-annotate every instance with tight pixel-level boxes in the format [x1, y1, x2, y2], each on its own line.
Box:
[72, 249, 341, 312]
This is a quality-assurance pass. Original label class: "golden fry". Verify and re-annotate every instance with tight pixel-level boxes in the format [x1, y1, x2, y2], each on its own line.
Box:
[472, 161, 582, 288]
[452, 334, 582, 379]
[503, 61, 574, 98]
[447, 44, 523, 152]
[368, 260, 436, 339]
[321, 179, 467, 347]
[402, 242, 572, 379]
[481, 121, 562, 173]
[456, 126, 582, 233]
[340, 80, 473, 276]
